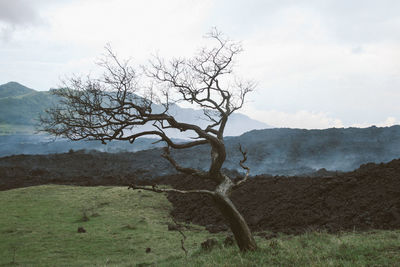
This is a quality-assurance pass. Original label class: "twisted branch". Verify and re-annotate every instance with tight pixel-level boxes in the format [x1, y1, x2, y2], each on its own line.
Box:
[234, 144, 250, 188]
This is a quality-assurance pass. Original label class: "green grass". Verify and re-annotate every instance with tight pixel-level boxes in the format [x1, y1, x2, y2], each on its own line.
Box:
[0, 185, 399, 266]
[0, 185, 213, 266]
[165, 230, 400, 267]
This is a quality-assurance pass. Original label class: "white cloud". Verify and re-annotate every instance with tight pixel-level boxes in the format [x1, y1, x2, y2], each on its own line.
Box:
[44, 0, 213, 58]
[351, 117, 399, 128]
[0, 0, 399, 128]
[0, 0, 42, 25]
[242, 107, 344, 129]
[237, 24, 400, 126]
[0, 0, 47, 41]
[0, 0, 213, 89]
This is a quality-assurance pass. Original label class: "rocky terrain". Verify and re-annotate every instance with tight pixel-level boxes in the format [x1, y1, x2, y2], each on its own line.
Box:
[161, 160, 400, 235]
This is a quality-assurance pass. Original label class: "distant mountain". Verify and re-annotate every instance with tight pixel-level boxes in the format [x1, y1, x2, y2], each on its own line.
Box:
[225, 113, 268, 136]
[0, 81, 36, 98]
[0, 81, 270, 136]
[161, 104, 270, 137]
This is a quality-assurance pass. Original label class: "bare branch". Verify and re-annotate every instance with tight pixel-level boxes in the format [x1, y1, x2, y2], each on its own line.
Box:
[128, 184, 214, 196]
[234, 144, 250, 188]
[161, 146, 209, 179]
[145, 29, 254, 140]
[123, 130, 208, 149]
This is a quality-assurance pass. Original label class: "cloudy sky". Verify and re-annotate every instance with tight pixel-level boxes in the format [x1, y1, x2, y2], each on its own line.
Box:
[0, 0, 399, 129]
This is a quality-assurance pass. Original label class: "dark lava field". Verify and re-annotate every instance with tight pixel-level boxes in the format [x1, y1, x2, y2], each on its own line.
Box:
[1, 151, 399, 235]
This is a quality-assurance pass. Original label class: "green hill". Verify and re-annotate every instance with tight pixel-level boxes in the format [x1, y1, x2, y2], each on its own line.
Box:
[0, 90, 56, 125]
[0, 81, 36, 98]
[0, 82, 58, 134]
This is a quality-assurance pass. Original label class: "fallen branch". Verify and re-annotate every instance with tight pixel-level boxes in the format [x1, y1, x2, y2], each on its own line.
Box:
[128, 184, 215, 196]
[172, 218, 188, 257]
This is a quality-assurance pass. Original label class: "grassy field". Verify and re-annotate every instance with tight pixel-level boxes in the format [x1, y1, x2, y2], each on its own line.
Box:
[0, 185, 399, 266]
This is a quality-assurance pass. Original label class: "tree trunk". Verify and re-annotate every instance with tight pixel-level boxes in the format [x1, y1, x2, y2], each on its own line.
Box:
[212, 192, 257, 252]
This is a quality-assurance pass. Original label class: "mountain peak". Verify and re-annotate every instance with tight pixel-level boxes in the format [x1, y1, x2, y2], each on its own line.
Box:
[4, 81, 23, 86]
[0, 82, 36, 98]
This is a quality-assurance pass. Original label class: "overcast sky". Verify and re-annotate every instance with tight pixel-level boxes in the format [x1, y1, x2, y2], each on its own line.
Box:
[0, 0, 399, 129]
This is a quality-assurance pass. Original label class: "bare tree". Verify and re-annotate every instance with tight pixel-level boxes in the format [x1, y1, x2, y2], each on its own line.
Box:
[40, 29, 257, 251]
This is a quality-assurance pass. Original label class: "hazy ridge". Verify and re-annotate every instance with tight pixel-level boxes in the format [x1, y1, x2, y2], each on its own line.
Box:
[1, 81, 399, 176]
[0, 81, 269, 136]
[1, 125, 400, 176]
